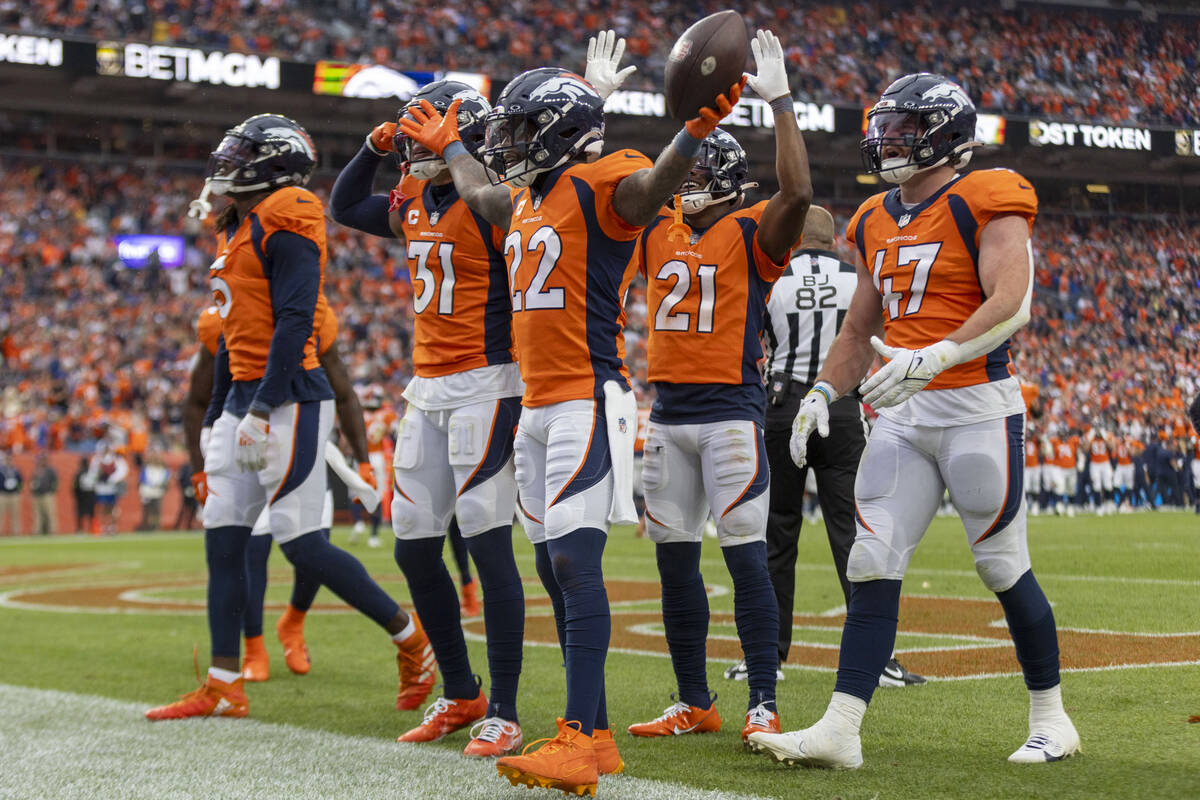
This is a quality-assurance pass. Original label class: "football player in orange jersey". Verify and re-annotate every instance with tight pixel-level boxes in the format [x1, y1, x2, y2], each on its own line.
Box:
[353, 384, 394, 547]
[148, 115, 435, 722]
[399, 36, 746, 793]
[1086, 427, 1116, 514]
[625, 29, 811, 746]
[330, 80, 529, 757]
[185, 305, 381, 681]
[750, 74, 1080, 767]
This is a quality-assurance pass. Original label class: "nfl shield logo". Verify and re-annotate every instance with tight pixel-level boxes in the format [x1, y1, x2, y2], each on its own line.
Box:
[429, 211, 440, 225]
[618, 417, 628, 434]
[898, 213, 911, 227]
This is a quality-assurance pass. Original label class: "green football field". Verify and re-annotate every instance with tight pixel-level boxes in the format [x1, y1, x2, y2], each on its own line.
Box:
[0, 512, 1197, 799]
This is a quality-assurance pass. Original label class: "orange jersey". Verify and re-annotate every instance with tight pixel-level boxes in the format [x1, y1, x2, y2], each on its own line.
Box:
[1088, 437, 1110, 463]
[209, 185, 330, 381]
[504, 149, 653, 407]
[1114, 439, 1132, 465]
[198, 305, 222, 357]
[1055, 439, 1075, 469]
[1020, 380, 1039, 411]
[639, 201, 789, 422]
[1025, 445, 1039, 468]
[198, 303, 336, 358]
[365, 407, 398, 453]
[847, 168, 1037, 390]
[392, 180, 514, 378]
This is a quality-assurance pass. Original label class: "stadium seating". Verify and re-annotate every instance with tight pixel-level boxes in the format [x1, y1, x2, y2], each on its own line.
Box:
[13, 0, 1199, 126]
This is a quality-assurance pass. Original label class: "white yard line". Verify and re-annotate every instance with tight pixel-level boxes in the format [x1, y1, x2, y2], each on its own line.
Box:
[0, 684, 772, 800]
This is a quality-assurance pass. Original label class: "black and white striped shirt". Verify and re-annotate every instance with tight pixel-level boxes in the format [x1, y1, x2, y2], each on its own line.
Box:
[763, 249, 858, 383]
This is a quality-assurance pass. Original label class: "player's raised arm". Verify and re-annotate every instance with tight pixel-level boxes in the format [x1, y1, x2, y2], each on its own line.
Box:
[329, 122, 402, 240]
[399, 100, 513, 230]
[748, 30, 813, 264]
[612, 78, 746, 229]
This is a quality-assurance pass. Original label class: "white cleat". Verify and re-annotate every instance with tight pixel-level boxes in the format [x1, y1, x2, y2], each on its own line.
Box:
[1008, 719, 1081, 764]
[747, 722, 863, 770]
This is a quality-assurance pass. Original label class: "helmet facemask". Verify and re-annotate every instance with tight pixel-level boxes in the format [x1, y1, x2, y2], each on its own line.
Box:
[674, 134, 756, 215]
[861, 107, 975, 184]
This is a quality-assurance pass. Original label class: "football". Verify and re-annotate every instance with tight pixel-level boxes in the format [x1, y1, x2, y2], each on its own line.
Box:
[663, 10, 749, 122]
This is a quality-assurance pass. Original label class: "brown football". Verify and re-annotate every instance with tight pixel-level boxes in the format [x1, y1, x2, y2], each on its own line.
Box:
[663, 10, 749, 122]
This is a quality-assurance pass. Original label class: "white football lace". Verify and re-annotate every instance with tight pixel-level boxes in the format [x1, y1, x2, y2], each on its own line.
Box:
[470, 717, 517, 743]
[746, 703, 775, 728]
[421, 696, 455, 723]
[655, 701, 693, 722]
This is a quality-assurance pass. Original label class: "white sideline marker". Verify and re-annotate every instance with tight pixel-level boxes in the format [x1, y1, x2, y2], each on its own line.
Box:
[0, 684, 771, 800]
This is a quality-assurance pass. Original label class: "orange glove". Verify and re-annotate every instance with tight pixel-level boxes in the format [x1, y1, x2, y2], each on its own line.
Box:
[685, 77, 747, 139]
[358, 461, 377, 491]
[396, 98, 462, 158]
[366, 121, 397, 155]
[191, 471, 209, 505]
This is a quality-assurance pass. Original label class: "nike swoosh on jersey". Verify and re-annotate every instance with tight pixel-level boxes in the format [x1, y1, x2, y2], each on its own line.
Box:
[1018, 183, 1032, 189]
[296, 198, 314, 203]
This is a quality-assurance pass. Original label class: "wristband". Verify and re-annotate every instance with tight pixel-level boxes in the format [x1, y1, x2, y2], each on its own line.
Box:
[808, 381, 836, 405]
[672, 128, 704, 159]
[769, 96, 794, 115]
[364, 137, 387, 157]
[442, 141, 468, 161]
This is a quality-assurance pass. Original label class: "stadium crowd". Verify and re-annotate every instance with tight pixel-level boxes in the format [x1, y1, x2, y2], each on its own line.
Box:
[0, 155, 1197, 529]
[9, 0, 1199, 127]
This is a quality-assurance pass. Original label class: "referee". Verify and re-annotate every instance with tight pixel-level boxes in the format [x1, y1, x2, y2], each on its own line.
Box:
[726, 206, 924, 687]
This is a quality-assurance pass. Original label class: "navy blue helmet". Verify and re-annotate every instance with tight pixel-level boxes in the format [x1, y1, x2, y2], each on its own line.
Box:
[204, 113, 316, 195]
[483, 67, 605, 187]
[860, 73, 980, 183]
[677, 127, 756, 214]
[393, 79, 491, 178]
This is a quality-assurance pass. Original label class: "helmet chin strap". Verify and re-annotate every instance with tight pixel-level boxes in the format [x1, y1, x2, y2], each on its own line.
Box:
[187, 179, 216, 220]
[880, 148, 974, 184]
[678, 181, 757, 215]
[408, 159, 448, 181]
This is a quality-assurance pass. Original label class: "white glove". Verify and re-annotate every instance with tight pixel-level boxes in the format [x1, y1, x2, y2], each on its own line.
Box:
[585, 30, 636, 101]
[199, 426, 212, 459]
[859, 336, 957, 409]
[746, 29, 790, 103]
[234, 413, 270, 473]
[790, 383, 833, 468]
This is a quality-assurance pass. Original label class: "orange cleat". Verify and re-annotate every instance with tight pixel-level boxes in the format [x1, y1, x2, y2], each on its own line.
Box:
[395, 614, 437, 711]
[741, 702, 781, 746]
[242, 635, 270, 682]
[460, 578, 482, 618]
[397, 691, 488, 743]
[275, 605, 311, 675]
[627, 698, 721, 738]
[463, 716, 524, 757]
[592, 728, 624, 775]
[496, 718, 598, 797]
[145, 674, 248, 721]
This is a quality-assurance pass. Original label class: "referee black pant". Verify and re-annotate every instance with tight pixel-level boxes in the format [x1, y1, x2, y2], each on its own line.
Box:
[763, 375, 866, 664]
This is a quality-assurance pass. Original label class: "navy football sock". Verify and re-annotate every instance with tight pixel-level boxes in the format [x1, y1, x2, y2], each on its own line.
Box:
[833, 579, 901, 704]
[278, 531, 399, 629]
[533, 541, 568, 662]
[996, 570, 1061, 690]
[465, 525, 524, 722]
[206, 525, 252, 660]
[392, 536, 477, 700]
[242, 534, 272, 638]
[369, 506, 381, 539]
[656, 541, 711, 709]
[449, 517, 474, 586]
[595, 680, 609, 732]
[547, 528, 609, 736]
[721, 540, 779, 711]
[289, 529, 328, 611]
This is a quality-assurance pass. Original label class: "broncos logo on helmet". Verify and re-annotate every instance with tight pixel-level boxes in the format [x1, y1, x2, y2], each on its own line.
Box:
[861, 72, 980, 185]
[483, 67, 605, 189]
[393, 79, 491, 180]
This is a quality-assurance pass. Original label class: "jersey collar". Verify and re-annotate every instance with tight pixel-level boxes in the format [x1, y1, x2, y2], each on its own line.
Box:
[422, 181, 460, 220]
[882, 173, 964, 228]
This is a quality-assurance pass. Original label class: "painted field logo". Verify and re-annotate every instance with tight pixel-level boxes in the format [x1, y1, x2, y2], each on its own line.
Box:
[3, 570, 1196, 680]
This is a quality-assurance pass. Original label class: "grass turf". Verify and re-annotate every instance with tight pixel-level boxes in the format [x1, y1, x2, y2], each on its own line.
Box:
[1, 512, 1197, 799]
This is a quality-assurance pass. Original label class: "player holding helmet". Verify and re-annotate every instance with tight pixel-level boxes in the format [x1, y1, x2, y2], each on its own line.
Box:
[748, 74, 1080, 768]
